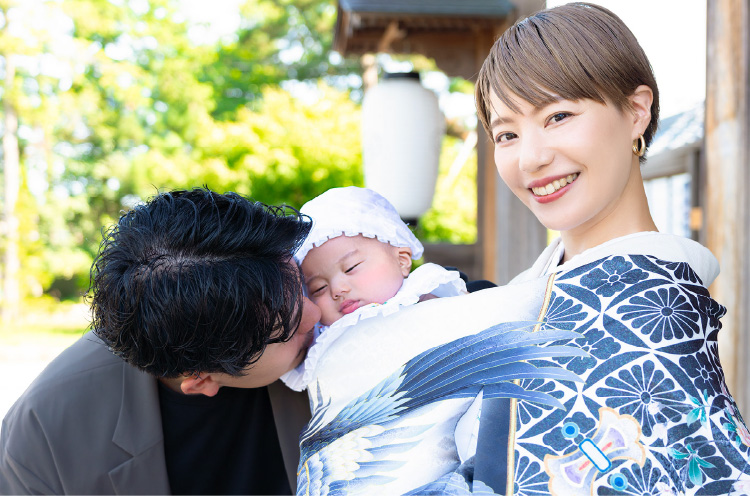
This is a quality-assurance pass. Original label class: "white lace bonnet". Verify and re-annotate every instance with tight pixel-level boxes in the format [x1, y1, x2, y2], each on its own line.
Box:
[294, 186, 424, 265]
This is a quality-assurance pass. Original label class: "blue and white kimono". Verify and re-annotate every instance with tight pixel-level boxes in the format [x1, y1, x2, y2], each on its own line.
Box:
[296, 233, 750, 495]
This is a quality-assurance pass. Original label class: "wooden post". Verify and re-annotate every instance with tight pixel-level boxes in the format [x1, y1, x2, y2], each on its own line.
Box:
[475, 30, 498, 283]
[474, 25, 547, 285]
[476, 114, 499, 282]
[361, 53, 378, 92]
[705, 0, 750, 414]
[493, 176, 548, 284]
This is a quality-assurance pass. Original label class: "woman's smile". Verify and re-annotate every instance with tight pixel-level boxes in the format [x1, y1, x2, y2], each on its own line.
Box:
[530, 172, 579, 202]
[488, 92, 651, 249]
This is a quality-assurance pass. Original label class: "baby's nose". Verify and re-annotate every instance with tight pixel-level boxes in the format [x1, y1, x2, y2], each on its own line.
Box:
[331, 278, 350, 298]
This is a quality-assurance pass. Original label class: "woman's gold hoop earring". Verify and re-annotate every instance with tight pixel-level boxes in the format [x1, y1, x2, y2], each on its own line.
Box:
[632, 134, 646, 157]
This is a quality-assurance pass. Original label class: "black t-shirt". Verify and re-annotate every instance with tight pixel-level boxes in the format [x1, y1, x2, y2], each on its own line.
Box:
[158, 382, 291, 495]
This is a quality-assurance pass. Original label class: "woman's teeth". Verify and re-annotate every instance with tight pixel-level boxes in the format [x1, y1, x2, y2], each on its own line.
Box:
[532, 173, 579, 196]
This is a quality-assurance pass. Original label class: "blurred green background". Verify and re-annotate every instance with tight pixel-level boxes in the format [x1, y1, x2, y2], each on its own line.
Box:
[0, 0, 478, 346]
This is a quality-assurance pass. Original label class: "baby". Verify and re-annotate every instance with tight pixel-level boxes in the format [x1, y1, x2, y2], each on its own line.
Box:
[281, 186, 468, 391]
[284, 188, 583, 495]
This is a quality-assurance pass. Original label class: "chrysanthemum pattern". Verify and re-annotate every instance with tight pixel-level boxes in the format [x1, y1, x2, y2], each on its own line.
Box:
[552, 327, 621, 375]
[595, 459, 671, 495]
[510, 254, 750, 495]
[617, 286, 700, 343]
[513, 455, 550, 496]
[580, 255, 648, 297]
[595, 360, 686, 437]
[654, 259, 701, 284]
[679, 350, 722, 397]
[539, 292, 588, 331]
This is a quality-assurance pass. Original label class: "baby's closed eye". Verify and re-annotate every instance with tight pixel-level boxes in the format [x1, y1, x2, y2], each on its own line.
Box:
[309, 284, 327, 296]
[344, 262, 361, 273]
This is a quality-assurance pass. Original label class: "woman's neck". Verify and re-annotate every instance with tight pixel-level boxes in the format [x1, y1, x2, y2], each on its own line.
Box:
[561, 165, 658, 262]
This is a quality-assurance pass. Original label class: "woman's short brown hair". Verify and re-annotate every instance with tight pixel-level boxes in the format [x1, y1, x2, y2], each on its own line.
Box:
[476, 2, 659, 158]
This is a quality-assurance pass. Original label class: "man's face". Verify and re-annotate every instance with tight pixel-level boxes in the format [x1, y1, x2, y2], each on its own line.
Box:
[217, 295, 321, 388]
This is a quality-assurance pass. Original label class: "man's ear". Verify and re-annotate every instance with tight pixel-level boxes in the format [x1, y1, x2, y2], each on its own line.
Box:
[180, 373, 221, 397]
[629, 84, 653, 139]
[396, 247, 413, 277]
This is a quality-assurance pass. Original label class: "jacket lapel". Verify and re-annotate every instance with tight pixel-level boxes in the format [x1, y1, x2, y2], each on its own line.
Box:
[109, 363, 171, 494]
[267, 380, 312, 493]
[109, 443, 171, 495]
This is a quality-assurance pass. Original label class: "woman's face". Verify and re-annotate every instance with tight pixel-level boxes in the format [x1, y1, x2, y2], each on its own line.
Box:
[488, 88, 652, 245]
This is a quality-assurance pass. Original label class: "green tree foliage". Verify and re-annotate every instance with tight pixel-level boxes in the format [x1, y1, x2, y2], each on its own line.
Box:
[204, 0, 360, 119]
[113, 83, 362, 209]
[193, 84, 363, 207]
[58, 0, 217, 251]
[0, 0, 96, 305]
[0, 0, 477, 305]
[418, 135, 477, 245]
[58, 0, 363, 262]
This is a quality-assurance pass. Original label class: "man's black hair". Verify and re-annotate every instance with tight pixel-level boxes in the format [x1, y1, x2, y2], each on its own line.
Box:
[89, 188, 312, 378]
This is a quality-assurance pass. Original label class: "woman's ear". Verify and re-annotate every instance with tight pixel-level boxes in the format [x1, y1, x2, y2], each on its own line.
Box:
[629, 84, 654, 138]
[396, 247, 413, 277]
[180, 373, 221, 397]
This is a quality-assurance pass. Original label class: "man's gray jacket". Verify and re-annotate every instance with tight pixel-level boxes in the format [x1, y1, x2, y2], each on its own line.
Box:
[0, 332, 310, 494]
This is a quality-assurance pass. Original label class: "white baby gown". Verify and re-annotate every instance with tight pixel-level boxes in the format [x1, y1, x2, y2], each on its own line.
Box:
[281, 263, 468, 392]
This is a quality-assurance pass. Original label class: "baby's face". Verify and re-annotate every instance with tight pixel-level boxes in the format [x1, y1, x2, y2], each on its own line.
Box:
[300, 235, 411, 326]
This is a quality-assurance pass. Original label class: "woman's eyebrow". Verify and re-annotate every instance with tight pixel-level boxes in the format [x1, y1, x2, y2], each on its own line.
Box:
[490, 115, 515, 128]
[490, 97, 567, 129]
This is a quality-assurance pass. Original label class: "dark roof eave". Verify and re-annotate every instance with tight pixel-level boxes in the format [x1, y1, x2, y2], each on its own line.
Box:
[338, 0, 514, 18]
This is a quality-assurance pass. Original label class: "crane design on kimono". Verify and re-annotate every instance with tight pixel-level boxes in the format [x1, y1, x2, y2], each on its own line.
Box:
[296, 321, 589, 495]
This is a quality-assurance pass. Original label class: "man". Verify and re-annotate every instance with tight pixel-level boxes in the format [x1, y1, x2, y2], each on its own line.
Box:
[0, 188, 320, 494]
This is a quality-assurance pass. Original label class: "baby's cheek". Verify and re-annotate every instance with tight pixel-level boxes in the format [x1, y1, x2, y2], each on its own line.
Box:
[381, 276, 406, 302]
[319, 312, 338, 327]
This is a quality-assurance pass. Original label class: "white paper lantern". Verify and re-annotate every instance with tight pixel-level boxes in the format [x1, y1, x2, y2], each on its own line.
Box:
[362, 72, 444, 221]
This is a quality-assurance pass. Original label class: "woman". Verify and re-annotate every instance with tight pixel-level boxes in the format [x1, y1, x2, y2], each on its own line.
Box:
[295, 4, 750, 495]
[471, 2, 750, 495]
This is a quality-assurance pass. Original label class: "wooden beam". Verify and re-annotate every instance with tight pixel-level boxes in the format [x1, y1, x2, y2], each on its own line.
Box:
[377, 21, 406, 53]
[333, 6, 351, 54]
[705, 0, 750, 413]
[345, 30, 488, 79]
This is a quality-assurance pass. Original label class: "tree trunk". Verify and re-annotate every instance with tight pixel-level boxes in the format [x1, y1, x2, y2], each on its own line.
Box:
[2, 53, 20, 326]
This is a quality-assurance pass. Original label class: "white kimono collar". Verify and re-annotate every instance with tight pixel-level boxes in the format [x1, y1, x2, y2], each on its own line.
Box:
[514, 231, 719, 288]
